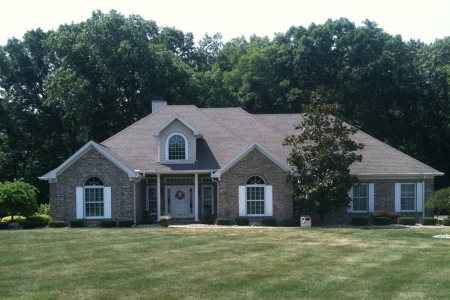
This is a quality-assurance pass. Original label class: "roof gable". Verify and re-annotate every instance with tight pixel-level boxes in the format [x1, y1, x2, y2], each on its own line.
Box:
[212, 142, 292, 179]
[153, 114, 201, 138]
[39, 141, 140, 181]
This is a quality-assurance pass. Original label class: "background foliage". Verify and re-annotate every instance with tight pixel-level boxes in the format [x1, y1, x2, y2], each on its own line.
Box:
[1, 11, 449, 203]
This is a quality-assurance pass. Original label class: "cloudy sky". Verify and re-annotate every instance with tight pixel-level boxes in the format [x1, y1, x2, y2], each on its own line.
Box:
[1, 0, 449, 45]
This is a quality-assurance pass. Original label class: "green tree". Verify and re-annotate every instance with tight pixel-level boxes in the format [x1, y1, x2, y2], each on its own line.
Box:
[0, 179, 38, 220]
[425, 187, 450, 218]
[283, 87, 364, 223]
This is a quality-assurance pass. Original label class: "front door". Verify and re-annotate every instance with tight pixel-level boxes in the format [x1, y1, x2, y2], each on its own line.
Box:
[167, 186, 194, 218]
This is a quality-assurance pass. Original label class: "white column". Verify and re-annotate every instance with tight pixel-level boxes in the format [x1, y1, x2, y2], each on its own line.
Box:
[194, 174, 199, 221]
[157, 174, 161, 221]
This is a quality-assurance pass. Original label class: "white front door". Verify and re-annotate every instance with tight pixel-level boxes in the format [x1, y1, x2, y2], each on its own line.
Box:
[167, 186, 194, 218]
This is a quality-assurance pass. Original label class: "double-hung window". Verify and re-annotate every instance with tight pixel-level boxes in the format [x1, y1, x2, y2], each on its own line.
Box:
[352, 184, 368, 212]
[395, 183, 423, 212]
[76, 177, 111, 219]
[238, 176, 273, 217]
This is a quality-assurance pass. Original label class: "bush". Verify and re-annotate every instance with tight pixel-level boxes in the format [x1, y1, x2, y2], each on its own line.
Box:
[1, 216, 26, 225]
[282, 219, 300, 227]
[69, 220, 84, 228]
[215, 218, 231, 225]
[420, 217, 437, 226]
[100, 220, 117, 228]
[37, 203, 50, 215]
[118, 220, 134, 227]
[200, 212, 215, 224]
[0, 222, 8, 230]
[141, 211, 154, 225]
[351, 217, 369, 226]
[398, 217, 416, 225]
[442, 218, 450, 226]
[49, 221, 66, 228]
[373, 210, 401, 218]
[373, 217, 391, 226]
[235, 217, 249, 226]
[22, 220, 39, 229]
[262, 218, 277, 227]
[28, 214, 51, 227]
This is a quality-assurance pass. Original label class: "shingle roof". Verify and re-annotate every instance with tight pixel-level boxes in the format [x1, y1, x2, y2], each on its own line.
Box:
[100, 105, 442, 177]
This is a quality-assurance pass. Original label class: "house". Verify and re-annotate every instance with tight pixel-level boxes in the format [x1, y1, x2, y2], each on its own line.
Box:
[39, 100, 443, 225]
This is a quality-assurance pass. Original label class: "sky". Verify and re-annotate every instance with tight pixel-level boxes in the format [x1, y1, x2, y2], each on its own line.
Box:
[1, 0, 449, 45]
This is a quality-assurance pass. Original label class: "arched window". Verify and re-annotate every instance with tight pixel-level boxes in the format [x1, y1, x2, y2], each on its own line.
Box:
[167, 133, 187, 160]
[84, 177, 105, 217]
[246, 176, 266, 215]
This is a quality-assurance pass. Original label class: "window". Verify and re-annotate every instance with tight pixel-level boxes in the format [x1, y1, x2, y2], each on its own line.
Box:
[352, 184, 368, 211]
[167, 134, 187, 160]
[147, 186, 157, 215]
[84, 177, 104, 217]
[401, 183, 415, 211]
[246, 176, 266, 215]
[202, 185, 214, 214]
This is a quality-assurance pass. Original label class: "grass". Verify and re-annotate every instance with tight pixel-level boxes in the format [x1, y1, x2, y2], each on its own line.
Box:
[1, 227, 450, 300]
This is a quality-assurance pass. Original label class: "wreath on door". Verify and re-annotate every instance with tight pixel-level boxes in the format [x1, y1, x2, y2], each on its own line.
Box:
[175, 190, 185, 200]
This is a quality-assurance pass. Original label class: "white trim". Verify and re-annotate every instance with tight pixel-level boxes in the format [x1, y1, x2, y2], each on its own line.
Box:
[212, 142, 292, 179]
[201, 184, 214, 215]
[238, 186, 246, 216]
[39, 141, 139, 180]
[395, 183, 418, 212]
[104, 187, 112, 218]
[356, 173, 443, 180]
[265, 186, 273, 216]
[153, 115, 201, 137]
[157, 174, 161, 221]
[165, 133, 189, 161]
[194, 174, 199, 221]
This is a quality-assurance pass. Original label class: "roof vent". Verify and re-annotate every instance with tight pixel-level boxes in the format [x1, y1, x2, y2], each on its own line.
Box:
[152, 97, 167, 113]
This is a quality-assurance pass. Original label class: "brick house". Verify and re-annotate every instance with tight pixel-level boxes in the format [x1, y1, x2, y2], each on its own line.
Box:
[39, 100, 443, 225]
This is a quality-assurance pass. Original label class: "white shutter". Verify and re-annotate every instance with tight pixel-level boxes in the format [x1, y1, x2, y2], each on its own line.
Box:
[347, 187, 354, 212]
[76, 187, 84, 219]
[265, 186, 273, 216]
[368, 183, 375, 213]
[104, 187, 112, 218]
[416, 182, 423, 212]
[395, 183, 401, 212]
[238, 186, 246, 216]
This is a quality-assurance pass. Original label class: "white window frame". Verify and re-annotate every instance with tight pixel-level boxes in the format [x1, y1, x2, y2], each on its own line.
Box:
[76, 177, 111, 219]
[395, 183, 423, 213]
[165, 133, 188, 161]
[146, 185, 158, 215]
[348, 183, 374, 213]
[201, 185, 214, 215]
[238, 176, 273, 217]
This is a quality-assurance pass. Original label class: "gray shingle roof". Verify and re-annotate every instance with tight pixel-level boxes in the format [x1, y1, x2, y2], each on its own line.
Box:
[100, 105, 442, 177]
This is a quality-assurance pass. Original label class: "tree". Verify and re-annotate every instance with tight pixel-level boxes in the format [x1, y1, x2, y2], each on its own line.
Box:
[0, 179, 38, 220]
[425, 187, 450, 218]
[283, 87, 364, 223]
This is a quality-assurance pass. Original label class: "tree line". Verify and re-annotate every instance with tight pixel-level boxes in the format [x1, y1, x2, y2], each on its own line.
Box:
[1, 10, 449, 203]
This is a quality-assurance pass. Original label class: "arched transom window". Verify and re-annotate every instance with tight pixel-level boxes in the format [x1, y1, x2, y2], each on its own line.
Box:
[246, 176, 266, 215]
[167, 133, 187, 160]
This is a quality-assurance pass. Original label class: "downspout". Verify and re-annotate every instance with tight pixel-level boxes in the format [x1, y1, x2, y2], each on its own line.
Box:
[133, 181, 137, 224]
[211, 171, 220, 218]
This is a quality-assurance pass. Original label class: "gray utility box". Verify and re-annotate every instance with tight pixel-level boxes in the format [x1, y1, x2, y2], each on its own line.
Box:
[300, 215, 311, 227]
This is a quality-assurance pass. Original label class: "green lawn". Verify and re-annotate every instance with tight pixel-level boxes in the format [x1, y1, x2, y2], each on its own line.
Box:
[1, 226, 449, 300]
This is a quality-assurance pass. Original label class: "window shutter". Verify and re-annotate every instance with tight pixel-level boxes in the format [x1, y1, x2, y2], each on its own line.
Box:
[76, 187, 84, 219]
[416, 182, 423, 212]
[104, 187, 112, 218]
[265, 186, 273, 216]
[394, 183, 401, 212]
[238, 186, 246, 216]
[347, 187, 354, 212]
[368, 183, 375, 213]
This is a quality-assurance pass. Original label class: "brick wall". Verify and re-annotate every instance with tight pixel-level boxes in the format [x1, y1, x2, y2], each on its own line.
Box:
[218, 148, 293, 222]
[51, 148, 135, 224]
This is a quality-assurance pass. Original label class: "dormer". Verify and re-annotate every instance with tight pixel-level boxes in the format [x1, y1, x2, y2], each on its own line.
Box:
[153, 115, 202, 164]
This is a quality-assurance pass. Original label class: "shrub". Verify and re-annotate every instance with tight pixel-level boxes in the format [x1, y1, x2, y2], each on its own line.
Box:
[200, 212, 215, 224]
[420, 217, 437, 226]
[118, 220, 135, 227]
[37, 203, 50, 215]
[282, 219, 300, 227]
[141, 211, 154, 224]
[373, 210, 401, 218]
[215, 218, 231, 225]
[100, 220, 117, 228]
[22, 220, 39, 229]
[49, 221, 66, 228]
[69, 220, 84, 228]
[398, 217, 416, 225]
[351, 217, 368, 226]
[262, 218, 277, 227]
[0, 222, 8, 230]
[235, 217, 249, 226]
[373, 217, 391, 226]
[28, 214, 51, 227]
[442, 218, 450, 226]
[1, 216, 26, 226]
